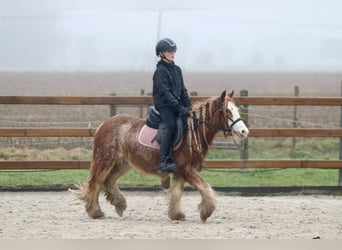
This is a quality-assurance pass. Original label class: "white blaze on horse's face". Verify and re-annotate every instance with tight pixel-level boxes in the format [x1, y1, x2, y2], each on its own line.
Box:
[227, 101, 249, 138]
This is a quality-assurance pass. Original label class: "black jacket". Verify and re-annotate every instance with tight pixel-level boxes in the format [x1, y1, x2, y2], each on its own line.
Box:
[152, 60, 191, 112]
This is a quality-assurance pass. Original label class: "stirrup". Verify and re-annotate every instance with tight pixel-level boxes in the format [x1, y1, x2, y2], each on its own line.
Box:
[157, 161, 176, 173]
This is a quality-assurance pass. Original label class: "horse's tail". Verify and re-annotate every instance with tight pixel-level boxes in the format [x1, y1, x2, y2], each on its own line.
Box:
[69, 161, 94, 202]
[69, 182, 89, 201]
[69, 180, 102, 218]
[69, 121, 106, 201]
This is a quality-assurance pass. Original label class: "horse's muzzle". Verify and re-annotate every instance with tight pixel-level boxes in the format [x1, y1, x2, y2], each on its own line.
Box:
[233, 120, 249, 139]
[239, 128, 249, 138]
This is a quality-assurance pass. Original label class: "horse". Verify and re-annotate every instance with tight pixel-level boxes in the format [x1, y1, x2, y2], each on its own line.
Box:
[70, 90, 249, 222]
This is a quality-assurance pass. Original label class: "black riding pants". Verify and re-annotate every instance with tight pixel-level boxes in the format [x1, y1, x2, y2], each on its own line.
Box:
[159, 108, 177, 144]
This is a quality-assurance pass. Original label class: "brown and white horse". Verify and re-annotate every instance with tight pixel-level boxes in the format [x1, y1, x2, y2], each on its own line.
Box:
[70, 90, 249, 222]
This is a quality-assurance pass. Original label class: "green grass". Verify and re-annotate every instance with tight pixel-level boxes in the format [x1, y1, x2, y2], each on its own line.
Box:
[201, 168, 338, 187]
[0, 168, 338, 187]
[0, 138, 340, 187]
[0, 169, 89, 186]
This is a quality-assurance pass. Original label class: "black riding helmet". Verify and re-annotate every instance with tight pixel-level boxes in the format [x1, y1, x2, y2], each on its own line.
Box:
[155, 38, 177, 56]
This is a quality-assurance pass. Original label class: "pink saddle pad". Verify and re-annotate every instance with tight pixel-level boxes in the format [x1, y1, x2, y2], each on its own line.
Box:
[138, 125, 181, 151]
[138, 125, 160, 150]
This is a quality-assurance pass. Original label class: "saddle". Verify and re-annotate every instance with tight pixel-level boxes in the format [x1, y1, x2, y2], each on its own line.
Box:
[138, 106, 183, 150]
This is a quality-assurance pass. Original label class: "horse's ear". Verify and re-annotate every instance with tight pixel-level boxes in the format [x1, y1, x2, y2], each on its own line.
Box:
[220, 90, 227, 101]
[228, 90, 234, 97]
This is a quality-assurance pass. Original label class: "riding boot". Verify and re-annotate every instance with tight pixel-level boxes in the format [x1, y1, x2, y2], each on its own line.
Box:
[157, 130, 176, 173]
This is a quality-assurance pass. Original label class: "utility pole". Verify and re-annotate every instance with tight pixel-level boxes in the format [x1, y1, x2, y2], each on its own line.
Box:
[154, 10, 163, 66]
[156, 10, 162, 42]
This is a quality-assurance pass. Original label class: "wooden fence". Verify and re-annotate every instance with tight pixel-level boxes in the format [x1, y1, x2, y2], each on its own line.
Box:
[0, 95, 342, 170]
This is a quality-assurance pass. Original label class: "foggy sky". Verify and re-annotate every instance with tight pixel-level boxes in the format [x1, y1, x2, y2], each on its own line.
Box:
[1, 0, 342, 72]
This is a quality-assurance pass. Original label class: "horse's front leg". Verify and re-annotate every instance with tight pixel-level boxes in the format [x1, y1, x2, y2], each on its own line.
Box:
[185, 169, 217, 222]
[168, 175, 186, 221]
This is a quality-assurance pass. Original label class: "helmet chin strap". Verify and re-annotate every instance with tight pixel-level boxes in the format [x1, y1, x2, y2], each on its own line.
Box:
[160, 52, 173, 63]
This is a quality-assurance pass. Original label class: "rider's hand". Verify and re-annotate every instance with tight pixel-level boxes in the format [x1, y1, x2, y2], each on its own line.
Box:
[179, 106, 191, 117]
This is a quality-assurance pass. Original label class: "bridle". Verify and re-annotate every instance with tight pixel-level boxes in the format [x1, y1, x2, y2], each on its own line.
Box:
[191, 112, 233, 136]
[191, 99, 242, 136]
[190, 98, 243, 154]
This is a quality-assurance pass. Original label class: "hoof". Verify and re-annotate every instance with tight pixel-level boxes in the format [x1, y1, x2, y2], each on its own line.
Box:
[169, 212, 186, 221]
[89, 210, 105, 219]
[115, 206, 126, 217]
[114, 199, 127, 217]
[200, 212, 211, 222]
[198, 203, 216, 222]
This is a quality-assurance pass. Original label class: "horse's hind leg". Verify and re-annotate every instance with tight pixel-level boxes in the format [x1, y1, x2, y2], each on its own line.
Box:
[185, 170, 217, 222]
[103, 159, 131, 217]
[71, 160, 113, 219]
[168, 175, 186, 221]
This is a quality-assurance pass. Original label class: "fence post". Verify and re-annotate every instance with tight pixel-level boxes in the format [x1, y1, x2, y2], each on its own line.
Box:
[339, 81, 342, 186]
[292, 86, 299, 153]
[139, 89, 145, 118]
[110, 93, 117, 117]
[239, 89, 249, 160]
[190, 91, 198, 96]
